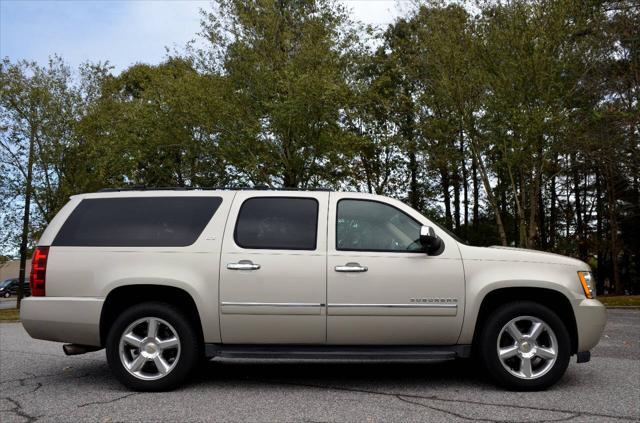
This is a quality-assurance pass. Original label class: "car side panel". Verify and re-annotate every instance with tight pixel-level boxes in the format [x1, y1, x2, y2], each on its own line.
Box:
[326, 192, 466, 345]
[27, 191, 235, 344]
[457, 244, 605, 350]
[219, 191, 329, 344]
[21, 297, 103, 345]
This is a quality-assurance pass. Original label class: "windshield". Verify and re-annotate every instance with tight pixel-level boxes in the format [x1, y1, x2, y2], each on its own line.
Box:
[0, 279, 14, 288]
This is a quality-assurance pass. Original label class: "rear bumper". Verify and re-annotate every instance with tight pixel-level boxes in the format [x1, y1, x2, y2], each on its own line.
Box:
[20, 297, 104, 347]
[573, 298, 606, 353]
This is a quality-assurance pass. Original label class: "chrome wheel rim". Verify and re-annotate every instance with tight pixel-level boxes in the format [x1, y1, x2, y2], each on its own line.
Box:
[118, 317, 181, 381]
[497, 316, 558, 380]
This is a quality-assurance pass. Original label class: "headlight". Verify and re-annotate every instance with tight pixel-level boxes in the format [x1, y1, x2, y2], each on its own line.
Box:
[577, 271, 595, 299]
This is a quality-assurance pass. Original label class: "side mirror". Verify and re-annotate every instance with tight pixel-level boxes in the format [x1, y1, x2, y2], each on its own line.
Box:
[420, 225, 443, 255]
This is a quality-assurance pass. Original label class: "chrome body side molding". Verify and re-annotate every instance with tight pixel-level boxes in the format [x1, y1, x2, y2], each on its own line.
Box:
[220, 302, 325, 315]
[327, 303, 458, 316]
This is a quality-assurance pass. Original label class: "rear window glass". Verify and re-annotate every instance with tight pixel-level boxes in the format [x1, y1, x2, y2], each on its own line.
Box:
[234, 197, 318, 250]
[53, 197, 222, 247]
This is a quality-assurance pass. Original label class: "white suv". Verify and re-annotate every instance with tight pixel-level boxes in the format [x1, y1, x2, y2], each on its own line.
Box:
[21, 189, 606, 391]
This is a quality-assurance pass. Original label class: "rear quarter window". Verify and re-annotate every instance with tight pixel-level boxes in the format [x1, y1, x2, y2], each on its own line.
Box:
[53, 197, 222, 247]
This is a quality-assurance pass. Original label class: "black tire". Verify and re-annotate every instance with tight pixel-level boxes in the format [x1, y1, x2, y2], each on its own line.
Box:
[106, 301, 201, 391]
[478, 301, 571, 391]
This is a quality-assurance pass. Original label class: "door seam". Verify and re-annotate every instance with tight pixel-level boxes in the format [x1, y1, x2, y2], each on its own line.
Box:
[217, 191, 238, 343]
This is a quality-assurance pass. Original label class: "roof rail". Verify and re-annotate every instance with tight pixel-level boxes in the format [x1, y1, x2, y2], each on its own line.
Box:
[97, 186, 333, 193]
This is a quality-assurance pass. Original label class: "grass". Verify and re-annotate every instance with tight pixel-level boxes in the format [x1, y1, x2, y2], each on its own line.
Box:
[0, 308, 20, 321]
[597, 295, 640, 307]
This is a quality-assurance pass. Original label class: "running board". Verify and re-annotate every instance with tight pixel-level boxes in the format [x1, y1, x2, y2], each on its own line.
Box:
[205, 344, 471, 360]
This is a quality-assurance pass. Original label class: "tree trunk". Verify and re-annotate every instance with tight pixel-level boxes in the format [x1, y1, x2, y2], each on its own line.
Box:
[573, 154, 586, 260]
[17, 126, 37, 309]
[462, 136, 469, 235]
[605, 164, 622, 293]
[440, 167, 452, 230]
[595, 169, 604, 294]
[472, 153, 479, 228]
[282, 171, 297, 188]
[517, 170, 528, 248]
[469, 142, 507, 245]
[453, 167, 461, 232]
[549, 165, 557, 249]
[405, 108, 420, 210]
[408, 149, 420, 210]
[538, 182, 546, 249]
[526, 169, 540, 248]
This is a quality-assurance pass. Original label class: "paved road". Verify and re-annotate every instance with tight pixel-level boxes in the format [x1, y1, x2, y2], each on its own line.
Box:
[1, 310, 638, 422]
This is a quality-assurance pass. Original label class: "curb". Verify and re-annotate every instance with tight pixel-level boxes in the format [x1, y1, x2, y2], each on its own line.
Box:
[605, 306, 640, 310]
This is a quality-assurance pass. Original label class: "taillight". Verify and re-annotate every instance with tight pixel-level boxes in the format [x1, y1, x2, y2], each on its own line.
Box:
[30, 246, 49, 296]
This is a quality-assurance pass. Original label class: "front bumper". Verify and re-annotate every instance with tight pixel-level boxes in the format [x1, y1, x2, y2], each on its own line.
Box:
[20, 297, 104, 346]
[573, 298, 606, 353]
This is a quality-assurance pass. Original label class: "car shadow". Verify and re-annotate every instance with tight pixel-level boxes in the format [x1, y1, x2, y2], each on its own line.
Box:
[65, 354, 594, 395]
[190, 358, 490, 390]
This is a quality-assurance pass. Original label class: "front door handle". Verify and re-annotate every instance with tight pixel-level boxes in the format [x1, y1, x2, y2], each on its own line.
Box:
[335, 262, 368, 272]
[227, 260, 261, 271]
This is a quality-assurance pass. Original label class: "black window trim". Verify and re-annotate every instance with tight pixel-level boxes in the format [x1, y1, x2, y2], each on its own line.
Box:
[335, 198, 443, 253]
[233, 196, 320, 251]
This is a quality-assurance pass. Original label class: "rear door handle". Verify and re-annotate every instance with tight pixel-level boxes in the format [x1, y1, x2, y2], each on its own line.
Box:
[335, 262, 368, 272]
[227, 260, 261, 271]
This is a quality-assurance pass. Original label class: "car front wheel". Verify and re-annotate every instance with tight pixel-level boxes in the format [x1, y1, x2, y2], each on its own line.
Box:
[478, 301, 571, 391]
[106, 302, 201, 391]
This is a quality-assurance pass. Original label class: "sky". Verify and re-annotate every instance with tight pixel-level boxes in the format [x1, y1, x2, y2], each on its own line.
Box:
[1, 0, 409, 73]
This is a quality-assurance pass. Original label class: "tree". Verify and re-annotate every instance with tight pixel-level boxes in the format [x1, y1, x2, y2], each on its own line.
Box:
[0, 0, 638, 294]
[198, 0, 356, 188]
[0, 57, 80, 307]
[475, 0, 609, 248]
[77, 58, 231, 189]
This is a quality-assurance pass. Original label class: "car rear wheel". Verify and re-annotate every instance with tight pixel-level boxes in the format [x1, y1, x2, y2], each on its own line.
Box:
[106, 302, 201, 391]
[478, 301, 571, 391]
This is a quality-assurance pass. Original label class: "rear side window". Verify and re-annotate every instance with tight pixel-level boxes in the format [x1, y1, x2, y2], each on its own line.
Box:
[53, 197, 222, 247]
[234, 197, 318, 250]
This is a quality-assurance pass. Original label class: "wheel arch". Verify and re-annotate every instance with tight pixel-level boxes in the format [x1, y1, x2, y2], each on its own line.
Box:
[99, 284, 205, 348]
[471, 287, 578, 355]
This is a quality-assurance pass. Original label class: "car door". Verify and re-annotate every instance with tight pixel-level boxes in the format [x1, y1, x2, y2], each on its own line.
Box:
[9, 279, 19, 295]
[219, 191, 328, 344]
[327, 193, 465, 345]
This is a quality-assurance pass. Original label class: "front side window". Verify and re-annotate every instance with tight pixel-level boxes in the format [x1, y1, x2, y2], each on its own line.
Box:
[53, 197, 222, 247]
[234, 197, 318, 250]
[337, 199, 423, 252]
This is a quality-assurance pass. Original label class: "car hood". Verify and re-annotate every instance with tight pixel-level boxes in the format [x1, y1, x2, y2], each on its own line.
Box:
[459, 245, 588, 268]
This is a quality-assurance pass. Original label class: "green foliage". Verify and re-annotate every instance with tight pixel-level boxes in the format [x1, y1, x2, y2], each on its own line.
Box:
[0, 0, 637, 293]
[201, 0, 357, 187]
[75, 58, 231, 189]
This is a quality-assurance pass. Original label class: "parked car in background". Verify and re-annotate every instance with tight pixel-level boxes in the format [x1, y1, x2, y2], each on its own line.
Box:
[0, 278, 30, 298]
[20, 189, 606, 392]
